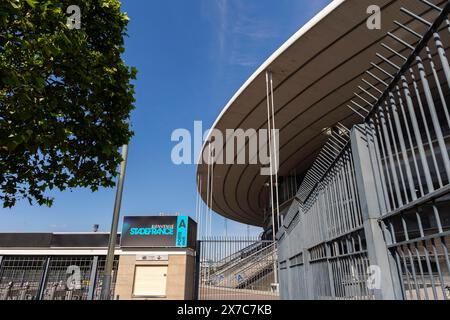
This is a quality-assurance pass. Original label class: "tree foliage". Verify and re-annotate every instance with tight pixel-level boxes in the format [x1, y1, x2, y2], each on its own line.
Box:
[0, 0, 137, 208]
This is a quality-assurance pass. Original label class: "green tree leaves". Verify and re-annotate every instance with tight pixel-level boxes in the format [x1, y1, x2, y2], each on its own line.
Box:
[0, 0, 136, 208]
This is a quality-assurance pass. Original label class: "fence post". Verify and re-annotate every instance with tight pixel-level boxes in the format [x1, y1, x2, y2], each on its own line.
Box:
[303, 247, 314, 300]
[276, 233, 287, 299]
[0, 255, 3, 299]
[87, 256, 99, 300]
[194, 240, 201, 300]
[37, 256, 51, 300]
[350, 124, 404, 300]
[325, 244, 336, 299]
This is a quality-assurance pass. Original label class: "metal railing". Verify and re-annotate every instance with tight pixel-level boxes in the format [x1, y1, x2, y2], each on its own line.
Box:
[197, 237, 279, 300]
[279, 144, 373, 300]
[278, 0, 450, 300]
[354, 0, 450, 300]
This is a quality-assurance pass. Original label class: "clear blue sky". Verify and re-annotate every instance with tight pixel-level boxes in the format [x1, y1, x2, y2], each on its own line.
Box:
[0, 0, 330, 235]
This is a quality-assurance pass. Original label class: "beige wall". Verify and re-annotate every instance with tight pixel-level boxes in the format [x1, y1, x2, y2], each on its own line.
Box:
[183, 254, 196, 299]
[114, 252, 196, 300]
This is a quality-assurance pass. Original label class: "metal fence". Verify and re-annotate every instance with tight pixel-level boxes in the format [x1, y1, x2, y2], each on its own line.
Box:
[0, 256, 119, 300]
[355, 0, 450, 300]
[0, 256, 46, 300]
[279, 143, 374, 300]
[196, 237, 279, 300]
[278, 0, 450, 300]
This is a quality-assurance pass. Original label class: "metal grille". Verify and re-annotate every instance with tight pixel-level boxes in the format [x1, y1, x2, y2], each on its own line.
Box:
[0, 256, 46, 300]
[197, 237, 279, 300]
[94, 257, 119, 300]
[328, 231, 373, 300]
[354, 1, 450, 300]
[42, 256, 93, 300]
[287, 252, 307, 299]
[383, 196, 450, 300]
[303, 146, 363, 244]
[308, 244, 333, 299]
[279, 146, 373, 300]
[0, 255, 119, 300]
[278, 0, 450, 300]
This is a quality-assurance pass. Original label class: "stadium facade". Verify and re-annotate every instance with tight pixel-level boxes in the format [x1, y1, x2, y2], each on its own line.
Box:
[197, 0, 450, 300]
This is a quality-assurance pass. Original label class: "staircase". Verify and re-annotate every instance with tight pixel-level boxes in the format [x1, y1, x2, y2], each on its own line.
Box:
[207, 242, 277, 290]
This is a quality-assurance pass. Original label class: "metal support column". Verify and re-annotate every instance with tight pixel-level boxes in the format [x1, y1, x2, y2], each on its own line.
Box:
[351, 125, 403, 300]
[87, 256, 99, 300]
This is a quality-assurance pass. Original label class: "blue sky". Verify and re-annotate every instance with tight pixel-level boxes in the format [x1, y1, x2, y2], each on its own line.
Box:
[0, 0, 330, 235]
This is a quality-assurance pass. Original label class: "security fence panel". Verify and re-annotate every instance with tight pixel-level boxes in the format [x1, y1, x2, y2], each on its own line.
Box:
[93, 256, 120, 300]
[0, 256, 47, 300]
[0, 255, 119, 300]
[280, 143, 373, 300]
[41, 256, 93, 300]
[288, 252, 307, 300]
[308, 244, 332, 299]
[384, 204, 450, 300]
[327, 231, 374, 300]
[197, 237, 279, 300]
[278, 0, 450, 301]
[352, 1, 450, 300]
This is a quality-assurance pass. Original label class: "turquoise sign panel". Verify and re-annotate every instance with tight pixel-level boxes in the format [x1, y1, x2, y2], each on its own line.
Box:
[176, 216, 188, 248]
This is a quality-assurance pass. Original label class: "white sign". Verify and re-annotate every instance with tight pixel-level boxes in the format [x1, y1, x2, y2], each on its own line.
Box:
[136, 254, 169, 262]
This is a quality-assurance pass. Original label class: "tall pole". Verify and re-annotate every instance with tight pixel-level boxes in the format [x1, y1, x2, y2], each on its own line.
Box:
[269, 72, 281, 231]
[100, 144, 129, 300]
[266, 70, 278, 285]
[265, 71, 276, 243]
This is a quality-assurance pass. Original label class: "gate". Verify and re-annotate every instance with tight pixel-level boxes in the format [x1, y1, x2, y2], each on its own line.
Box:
[196, 237, 279, 300]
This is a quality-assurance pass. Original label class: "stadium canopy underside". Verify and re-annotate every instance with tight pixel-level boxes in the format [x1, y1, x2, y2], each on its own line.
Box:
[196, 0, 450, 227]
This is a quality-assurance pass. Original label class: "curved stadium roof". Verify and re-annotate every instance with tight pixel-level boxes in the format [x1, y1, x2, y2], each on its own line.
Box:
[196, 0, 448, 227]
